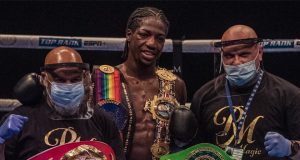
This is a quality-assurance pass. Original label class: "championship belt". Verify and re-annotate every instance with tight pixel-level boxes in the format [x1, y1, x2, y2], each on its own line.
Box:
[160, 143, 234, 160]
[93, 65, 128, 130]
[144, 68, 180, 160]
[28, 141, 116, 160]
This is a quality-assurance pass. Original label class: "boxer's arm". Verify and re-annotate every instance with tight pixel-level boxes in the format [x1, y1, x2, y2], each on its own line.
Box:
[175, 77, 187, 105]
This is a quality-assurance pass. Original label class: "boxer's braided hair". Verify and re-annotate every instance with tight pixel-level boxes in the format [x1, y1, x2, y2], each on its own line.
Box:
[122, 7, 170, 59]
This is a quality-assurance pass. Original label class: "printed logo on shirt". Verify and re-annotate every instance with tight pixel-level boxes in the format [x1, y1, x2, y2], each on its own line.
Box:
[44, 127, 97, 147]
[213, 106, 264, 158]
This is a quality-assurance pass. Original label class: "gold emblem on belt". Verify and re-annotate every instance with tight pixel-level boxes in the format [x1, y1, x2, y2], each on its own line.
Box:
[144, 68, 180, 160]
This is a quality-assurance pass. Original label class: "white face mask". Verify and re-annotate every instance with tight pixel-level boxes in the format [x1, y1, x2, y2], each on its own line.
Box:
[223, 49, 260, 87]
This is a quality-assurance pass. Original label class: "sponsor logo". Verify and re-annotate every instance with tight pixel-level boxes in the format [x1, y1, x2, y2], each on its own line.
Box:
[173, 65, 182, 73]
[295, 40, 300, 47]
[83, 40, 106, 47]
[0, 36, 17, 46]
[263, 40, 294, 48]
[39, 38, 82, 48]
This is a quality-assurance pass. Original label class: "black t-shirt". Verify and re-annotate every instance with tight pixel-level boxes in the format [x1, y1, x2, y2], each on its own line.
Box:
[191, 71, 300, 160]
[4, 102, 124, 160]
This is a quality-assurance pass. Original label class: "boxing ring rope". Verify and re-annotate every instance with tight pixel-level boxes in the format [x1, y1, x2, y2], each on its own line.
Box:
[1, 34, 300, 110]
[0, 34, 300, 52]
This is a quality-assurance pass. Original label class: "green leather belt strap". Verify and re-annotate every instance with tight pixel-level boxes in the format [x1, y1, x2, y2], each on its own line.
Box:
[160, 143, 234, 160]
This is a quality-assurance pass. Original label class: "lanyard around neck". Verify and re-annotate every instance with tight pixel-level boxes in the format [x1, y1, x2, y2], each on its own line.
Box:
[225, 70, 264, 145]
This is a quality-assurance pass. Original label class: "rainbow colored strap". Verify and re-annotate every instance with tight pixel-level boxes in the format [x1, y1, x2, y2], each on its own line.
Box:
[95, 66, 121, 104]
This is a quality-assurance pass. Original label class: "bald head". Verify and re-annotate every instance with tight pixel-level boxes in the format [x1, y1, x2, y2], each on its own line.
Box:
[44, 46, 83, 65]
[221, 25, 258, 41]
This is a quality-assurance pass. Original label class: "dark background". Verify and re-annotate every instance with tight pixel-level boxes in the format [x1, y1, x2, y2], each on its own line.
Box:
[1, 1, 300, 102]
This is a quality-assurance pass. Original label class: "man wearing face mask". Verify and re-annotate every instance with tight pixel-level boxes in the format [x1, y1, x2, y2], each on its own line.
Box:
[3, 46, 124, 160]
[190, 25, 300, 159]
